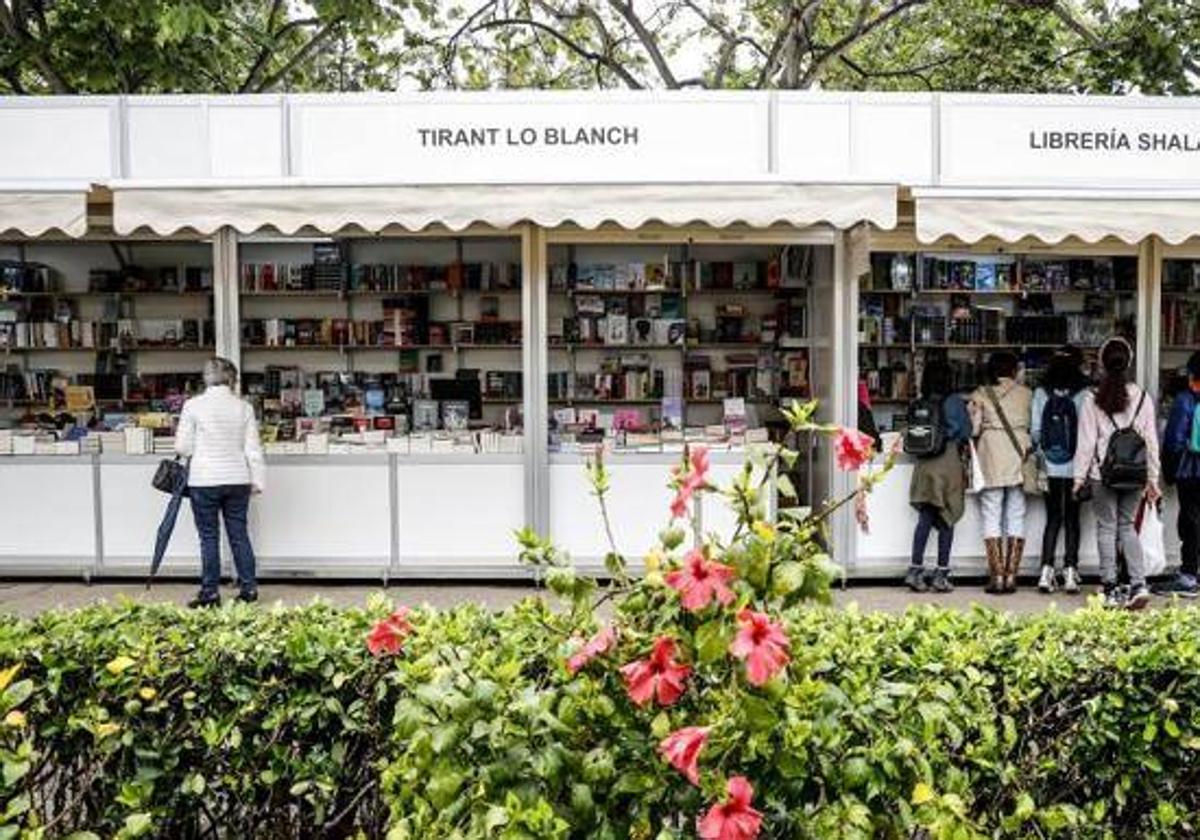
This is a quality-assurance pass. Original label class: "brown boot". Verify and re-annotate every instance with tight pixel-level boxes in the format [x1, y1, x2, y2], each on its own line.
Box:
[984, 538, 1004, 594]
[1004, 537, 1025, 594]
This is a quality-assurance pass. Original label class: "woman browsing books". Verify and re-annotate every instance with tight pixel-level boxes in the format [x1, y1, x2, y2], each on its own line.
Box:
[175, 357, 266, 608]
[969, 352, 1033, 595]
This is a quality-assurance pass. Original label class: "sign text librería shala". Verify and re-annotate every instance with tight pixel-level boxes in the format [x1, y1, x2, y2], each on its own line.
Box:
[1029, 129, 1200, 152]
[418, 125, 640, 149]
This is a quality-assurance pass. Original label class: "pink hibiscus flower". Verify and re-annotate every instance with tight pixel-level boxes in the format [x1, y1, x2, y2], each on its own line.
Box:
[833, 427, 876, 472]
[658, 725, 710, 786]
[698, 776, 763, 840]
[619, 637, 691, 707]
[670, 446, 711, 519]
[729, 609, 790, 687]
[566, 625, 617, 675]
[665, 549, 736, 611]
[366, 607, 413, 656]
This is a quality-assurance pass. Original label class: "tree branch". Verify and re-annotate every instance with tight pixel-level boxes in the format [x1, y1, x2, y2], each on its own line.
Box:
[238, 0, 286, 93]
[252, 17, 346, 92]
[472, 17, 644, 89]
[0, 0, 73, 92]
[800, 0, 929, 88]
[606, 0, 679, 88]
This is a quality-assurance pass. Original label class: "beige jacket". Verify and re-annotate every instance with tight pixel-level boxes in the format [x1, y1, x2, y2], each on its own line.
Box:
[969, 378, 1033, 489]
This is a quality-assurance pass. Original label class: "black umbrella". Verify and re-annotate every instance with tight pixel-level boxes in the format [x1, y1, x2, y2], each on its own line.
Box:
[148, 468, 189, 588]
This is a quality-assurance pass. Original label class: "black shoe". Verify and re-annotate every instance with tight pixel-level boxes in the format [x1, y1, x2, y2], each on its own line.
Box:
[904, 566, 929, 593]
[235, 590, 259, 604]
[930, 568, 954, 593]
[1152, 573, 1199, 598]
[1102, 584, 1126, 610]
[188, 593, 221, 609]
[1126, 584, 1152, 611]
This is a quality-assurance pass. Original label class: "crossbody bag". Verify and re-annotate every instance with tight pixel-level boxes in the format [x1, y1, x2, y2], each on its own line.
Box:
[985, 386, 1045, 496]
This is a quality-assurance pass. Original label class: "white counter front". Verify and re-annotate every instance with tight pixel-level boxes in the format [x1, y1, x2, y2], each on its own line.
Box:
[857, 458, 1183, 577]
[0, 457, 96, 574]
[0, 453, 527, 580]
[548, 453, 753, 570]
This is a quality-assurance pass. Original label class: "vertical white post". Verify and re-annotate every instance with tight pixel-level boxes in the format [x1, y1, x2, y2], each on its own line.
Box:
[522, 224, 549, 534]
[1139, 236, 1163, 400]
[212, 226, 240, 376]
[831, 225, 869, 570]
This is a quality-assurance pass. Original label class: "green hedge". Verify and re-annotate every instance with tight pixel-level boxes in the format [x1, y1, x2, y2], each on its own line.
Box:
[2, 599, 1199, 839]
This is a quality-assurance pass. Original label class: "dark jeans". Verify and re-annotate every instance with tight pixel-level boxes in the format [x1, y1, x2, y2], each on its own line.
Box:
[190, 484, 256, 597]
[1179, 481, 1200, 577]
[911, 504, 954, 569]
[1041, 477, 1081, 569]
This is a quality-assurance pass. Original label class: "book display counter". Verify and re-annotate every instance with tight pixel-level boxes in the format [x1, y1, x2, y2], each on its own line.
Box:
[542, 236, 838, 561]
[854, 242, 1149, 574]
[9, 90, 1200, 580]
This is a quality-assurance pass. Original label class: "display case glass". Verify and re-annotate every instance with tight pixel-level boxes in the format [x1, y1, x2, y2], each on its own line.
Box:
[861, 250, 1139, 432]
[237, 236, 524, 455]
[1, 240, 214, 454]
[1160, 257, 1200, 409]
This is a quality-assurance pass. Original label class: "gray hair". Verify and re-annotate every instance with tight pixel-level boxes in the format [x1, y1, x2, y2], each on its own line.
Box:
[203, 357, 239, 388]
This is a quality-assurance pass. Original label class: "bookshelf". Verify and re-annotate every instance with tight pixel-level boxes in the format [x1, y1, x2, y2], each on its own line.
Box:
[1159, 258, 1200, 409]
[861, 251, 1139, 431]
[546, 242, 817, 454]
[1, 242, 215, 415]
[237, 236, 524, 453]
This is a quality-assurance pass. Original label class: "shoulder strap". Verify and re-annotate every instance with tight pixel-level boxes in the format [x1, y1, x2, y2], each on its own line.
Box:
[1126, 388, 1147, 431]
[985, 386, 1027, 459]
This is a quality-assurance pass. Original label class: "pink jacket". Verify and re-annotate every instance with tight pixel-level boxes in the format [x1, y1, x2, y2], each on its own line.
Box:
[1072, 384, 1160, 486]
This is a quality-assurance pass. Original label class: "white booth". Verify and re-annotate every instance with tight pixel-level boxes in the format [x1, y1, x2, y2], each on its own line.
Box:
[2, 92, 1200, 581]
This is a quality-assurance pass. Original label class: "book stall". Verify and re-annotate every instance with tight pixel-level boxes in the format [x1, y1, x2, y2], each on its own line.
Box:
[3, 92, 1200, 581]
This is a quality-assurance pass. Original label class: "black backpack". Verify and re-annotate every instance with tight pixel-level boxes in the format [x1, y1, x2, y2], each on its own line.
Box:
[1041, 390, 1078, 465]
[904, 396, 946, 459]
[1099, 390, 1149, 490]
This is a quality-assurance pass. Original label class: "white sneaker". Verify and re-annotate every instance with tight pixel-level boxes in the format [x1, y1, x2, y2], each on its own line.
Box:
[1062, 567, 1080, 594]
[1038, 565, 1057, 594]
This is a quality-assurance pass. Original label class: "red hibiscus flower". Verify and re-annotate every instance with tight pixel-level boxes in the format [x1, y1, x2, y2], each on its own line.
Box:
[833, 426, 876, 472]
[366, 607, 413, 656]
[698, 776, 763, 840]
[619, 637, 691, 707]
[658, 725, 710, 786]
[566, 625, 617, 675]
[729, 609, 790, 687]
[670, 446, 711, 519]
[665, 549, 736, 611]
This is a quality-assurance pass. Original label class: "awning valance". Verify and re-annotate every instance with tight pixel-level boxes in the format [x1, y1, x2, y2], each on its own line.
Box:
[915, 188, 1200, 245]
[112, 183, 897, 236]
[0, 189, 88, 237]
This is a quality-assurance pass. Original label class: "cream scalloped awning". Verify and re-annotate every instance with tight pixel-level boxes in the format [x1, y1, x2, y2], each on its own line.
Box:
[915, 188, 1200, 245]
[0, 189, 89, 237]
[112, 183, 898, 235]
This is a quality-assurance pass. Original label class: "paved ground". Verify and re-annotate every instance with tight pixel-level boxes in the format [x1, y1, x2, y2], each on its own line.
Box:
[1, 579, 1191, 618]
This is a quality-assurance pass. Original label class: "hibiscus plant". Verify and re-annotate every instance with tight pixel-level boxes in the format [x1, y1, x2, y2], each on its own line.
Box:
[369, 400, 894, 838]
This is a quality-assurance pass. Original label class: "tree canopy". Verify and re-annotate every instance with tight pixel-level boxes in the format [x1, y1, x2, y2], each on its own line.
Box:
[0, 0, 1196, 95]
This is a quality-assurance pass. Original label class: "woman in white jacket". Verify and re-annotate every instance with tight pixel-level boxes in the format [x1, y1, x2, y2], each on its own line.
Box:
[175, 358, 265, 607]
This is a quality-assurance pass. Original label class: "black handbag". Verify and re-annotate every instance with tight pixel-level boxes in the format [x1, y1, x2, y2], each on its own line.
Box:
[152, 456, 189, 496]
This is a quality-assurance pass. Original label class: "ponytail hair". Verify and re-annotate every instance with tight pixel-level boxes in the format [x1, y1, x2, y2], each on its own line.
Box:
[1095, 337, 1131, 415]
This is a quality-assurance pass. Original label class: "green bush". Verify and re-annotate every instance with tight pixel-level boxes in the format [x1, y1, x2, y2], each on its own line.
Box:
[1, 408, 1198, 838]
[3, 602, 1200, 838]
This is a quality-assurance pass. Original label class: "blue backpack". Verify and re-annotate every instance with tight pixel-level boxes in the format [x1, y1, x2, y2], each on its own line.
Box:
[1041, 389, 1078, 465]
[1189, 393, 1200, 455]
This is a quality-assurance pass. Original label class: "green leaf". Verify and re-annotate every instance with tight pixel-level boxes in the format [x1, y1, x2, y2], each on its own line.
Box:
[427, 767, 465, 809]
[694, 619, 732, 665]
[770, 561, 806, 599]
[776, 474, 798, 500]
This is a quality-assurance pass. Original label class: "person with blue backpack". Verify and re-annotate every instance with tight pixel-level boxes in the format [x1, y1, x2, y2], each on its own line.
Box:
[1157, 351, 1200, 597]
[904, 360, 971, 593]
[1031, 346, 1088, 594]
